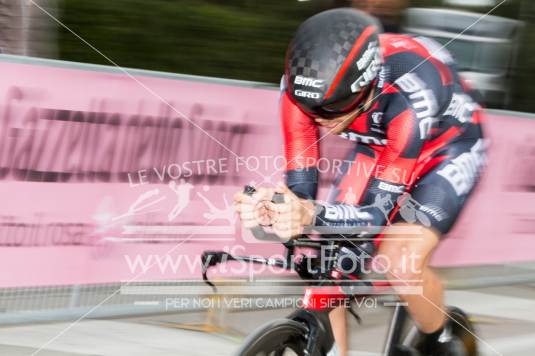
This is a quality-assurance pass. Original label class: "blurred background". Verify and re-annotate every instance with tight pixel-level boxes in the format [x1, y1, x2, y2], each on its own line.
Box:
[1, 0, 534, 109]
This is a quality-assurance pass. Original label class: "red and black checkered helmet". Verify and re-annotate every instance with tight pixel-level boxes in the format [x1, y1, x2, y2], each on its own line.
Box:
[284, 8, 383, 118]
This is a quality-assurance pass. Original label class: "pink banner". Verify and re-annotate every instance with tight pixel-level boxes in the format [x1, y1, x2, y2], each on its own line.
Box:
[0, 56, 534, 287]
[431, 112, 535, 266]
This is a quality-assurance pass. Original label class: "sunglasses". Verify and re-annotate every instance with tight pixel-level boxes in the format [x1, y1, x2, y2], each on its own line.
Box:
[309, 84, 374, 119]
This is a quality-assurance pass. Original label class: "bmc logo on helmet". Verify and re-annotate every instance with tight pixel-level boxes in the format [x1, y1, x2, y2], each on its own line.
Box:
[294, 89, 321, 99]
[294, 75, 324, 88]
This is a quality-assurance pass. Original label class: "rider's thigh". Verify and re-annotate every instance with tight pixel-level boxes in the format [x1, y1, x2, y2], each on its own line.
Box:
[378, 223, 440, 275]
[377, 136, 486, 278]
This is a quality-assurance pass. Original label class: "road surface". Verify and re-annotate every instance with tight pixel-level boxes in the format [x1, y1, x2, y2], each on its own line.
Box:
[0, 285, 534, 356]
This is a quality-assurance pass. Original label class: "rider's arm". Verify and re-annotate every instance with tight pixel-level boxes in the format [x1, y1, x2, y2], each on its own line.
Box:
[280, 90, 320, 200]
[314, 102, 424, 229]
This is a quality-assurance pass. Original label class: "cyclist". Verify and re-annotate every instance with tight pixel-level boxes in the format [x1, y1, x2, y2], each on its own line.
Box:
[234, 8, 485, 356]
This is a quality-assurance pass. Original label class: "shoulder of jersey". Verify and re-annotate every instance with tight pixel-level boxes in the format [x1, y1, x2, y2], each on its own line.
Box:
[379, 33, 429, 59]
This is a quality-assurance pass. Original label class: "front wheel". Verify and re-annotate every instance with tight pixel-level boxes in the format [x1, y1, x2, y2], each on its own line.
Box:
[236, 319, 308, 356]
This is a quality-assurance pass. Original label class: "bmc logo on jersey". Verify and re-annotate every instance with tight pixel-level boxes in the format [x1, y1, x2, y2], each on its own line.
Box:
[437, 139, 486, 196]
[356, 41, 378, 70]
[444, 93, 479, 124]
[294, 75, 324, 88]
[351, 47, 381, 93]
[324, 205, 373, 221]
[395, 73, 438, 139]
[378, 181, 405, 194]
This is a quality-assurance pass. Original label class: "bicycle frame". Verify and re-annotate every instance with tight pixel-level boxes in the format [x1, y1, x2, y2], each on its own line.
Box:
[201, 236, 412, 356]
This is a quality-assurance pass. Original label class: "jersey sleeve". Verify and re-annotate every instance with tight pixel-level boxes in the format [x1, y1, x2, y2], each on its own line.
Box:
[280, 90, 320, 200]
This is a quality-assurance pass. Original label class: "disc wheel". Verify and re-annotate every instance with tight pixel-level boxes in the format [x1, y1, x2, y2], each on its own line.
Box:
[236, 319, 308, 356]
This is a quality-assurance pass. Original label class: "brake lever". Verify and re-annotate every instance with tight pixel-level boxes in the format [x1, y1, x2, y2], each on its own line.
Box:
[202, 266, 216, 293]
[201, 251, 229, 293]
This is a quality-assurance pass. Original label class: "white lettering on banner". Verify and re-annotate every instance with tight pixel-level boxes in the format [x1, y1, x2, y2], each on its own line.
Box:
[294, 75, 324, 88]
[325, 205, 373, 221]
[378, 181, 405, 194]
[444, 93, 480, 123]
[294, 90, 321, 99]
[340, 131, 387, 145]
[437, 139, 487, 196]
[396, 73, 438, 139]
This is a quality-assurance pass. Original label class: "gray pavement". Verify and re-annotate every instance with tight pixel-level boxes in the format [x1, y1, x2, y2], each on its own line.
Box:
[0, 285, 534, 356]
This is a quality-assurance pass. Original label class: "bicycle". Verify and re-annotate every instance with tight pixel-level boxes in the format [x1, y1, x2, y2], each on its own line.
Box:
[201, 186, 478, 356]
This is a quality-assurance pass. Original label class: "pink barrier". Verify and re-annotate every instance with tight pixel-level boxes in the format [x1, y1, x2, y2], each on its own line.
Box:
[431, 112, 535, 266]
[0, 56, 534, 287]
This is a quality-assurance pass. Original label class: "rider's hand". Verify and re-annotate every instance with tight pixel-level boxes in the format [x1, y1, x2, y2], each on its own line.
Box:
[272, 183, 315, 240]
[233, 187, 275, 228]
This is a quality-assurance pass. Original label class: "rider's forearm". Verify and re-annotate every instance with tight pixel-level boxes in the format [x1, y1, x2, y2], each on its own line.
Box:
[311, 202, 378, 227]
[310, 178, 405, 228]
[286, 167, 318, 200]
[292, 174, 407, 233]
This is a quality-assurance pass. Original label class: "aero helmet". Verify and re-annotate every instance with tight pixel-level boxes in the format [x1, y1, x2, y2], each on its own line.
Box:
[284, 9, 382, 118]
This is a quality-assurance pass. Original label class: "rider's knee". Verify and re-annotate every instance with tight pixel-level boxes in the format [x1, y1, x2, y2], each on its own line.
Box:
[377, 224, 440, 284]
[378, 242, 422, 284]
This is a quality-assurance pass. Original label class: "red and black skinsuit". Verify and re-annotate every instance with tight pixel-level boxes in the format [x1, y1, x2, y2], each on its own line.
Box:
[281, 34, 486, 240]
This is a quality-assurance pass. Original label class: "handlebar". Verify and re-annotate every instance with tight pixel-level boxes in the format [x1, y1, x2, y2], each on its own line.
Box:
[200, 249, 297, 292]
[201, 185, 340, 292]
